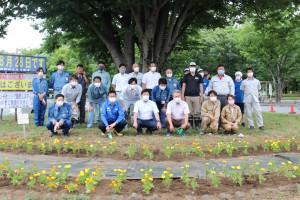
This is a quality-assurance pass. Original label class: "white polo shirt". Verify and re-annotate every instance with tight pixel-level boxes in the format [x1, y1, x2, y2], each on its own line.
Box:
[240, 78, 261, 103]
[112, 73, 130, 92]
[134, 99, 159, 120]
[142, 71, 161, 89]
[166, 100, 190, 120]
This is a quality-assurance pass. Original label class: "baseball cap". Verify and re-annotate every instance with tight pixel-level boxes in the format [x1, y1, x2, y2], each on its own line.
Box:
[197, 68, 203, 73]
[184, 68, 189, 72]
[235, 71, 243, 77]
[189, 62, 196, 66]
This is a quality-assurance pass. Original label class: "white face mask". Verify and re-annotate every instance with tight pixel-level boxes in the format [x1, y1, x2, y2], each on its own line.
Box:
[150, 67, 156, 72]
[56, 101, 64, 107]
[200, 72, 204, 78]
[58, 65, 64, 70]
[159, 86, 166, 90]
[247, 72, 253, 77]
[166, 73, 172, 78]
[129, 84, 136, 90]
[235, 76, 241, 81]
[109, 97, 116, 103]
[71, 81, 77, 86]
[37, 71, 43, 78]
[142, 95, 149, 102]
[94, 83, 101, 87]
[210, 96, 217, 102]
[134, 67, 139, 72]
[174, 97, 181, 103]
[228, 100, 235, 105]
[190, 67, 196, 73]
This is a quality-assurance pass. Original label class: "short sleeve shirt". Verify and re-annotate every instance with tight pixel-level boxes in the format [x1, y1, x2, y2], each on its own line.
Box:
[112, 73, 130, 91]
[240, 78, 261, 103]
[182, 73, 203, 96]
[142, 71, 161, 89]
[166, 100, 190, 120]
[133, 99, 159, 120]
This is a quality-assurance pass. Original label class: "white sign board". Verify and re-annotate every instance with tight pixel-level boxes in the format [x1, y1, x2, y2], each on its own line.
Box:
[17, 113, 29, 124]
[0, 92, 33, 109]
[269, 83, 273, 96]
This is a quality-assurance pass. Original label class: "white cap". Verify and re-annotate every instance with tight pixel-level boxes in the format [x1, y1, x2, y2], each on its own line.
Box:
[235, 71, 242, 77]
[189, 62, 196, 66]
[197, 68, 203, 73]
[184, 68, 189, 72]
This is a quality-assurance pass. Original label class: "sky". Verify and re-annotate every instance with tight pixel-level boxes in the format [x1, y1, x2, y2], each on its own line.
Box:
[0, 18, 44, 54]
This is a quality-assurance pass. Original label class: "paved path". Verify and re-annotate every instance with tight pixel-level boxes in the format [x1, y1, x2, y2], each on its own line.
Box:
[0, 152, 299, 179]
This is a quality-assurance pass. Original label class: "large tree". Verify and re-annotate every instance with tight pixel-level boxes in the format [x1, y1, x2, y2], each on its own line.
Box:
[1, 0, 297, 72]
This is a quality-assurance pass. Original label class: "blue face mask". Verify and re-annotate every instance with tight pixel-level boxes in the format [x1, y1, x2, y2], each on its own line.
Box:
[98, 66, 104, 71]
[218, 70, 224, 75]
[120, 69, 126, 74]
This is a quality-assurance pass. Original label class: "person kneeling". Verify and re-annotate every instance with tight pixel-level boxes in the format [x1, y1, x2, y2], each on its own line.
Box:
[165, 90, 190, 136]
[98, 91, 127, 139]
[46, 94, 72, 137]
[221, 95, 242, 135]
[200, 90, 220, 135]
[133, 89, 162, 136]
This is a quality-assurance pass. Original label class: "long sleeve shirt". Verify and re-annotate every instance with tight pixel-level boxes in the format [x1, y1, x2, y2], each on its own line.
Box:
[32, 77, 48, 95]
[240, 78, 261, 103]
[101, 100, 125, 126]
[87, 83, 107, 104]
[221, 104, 242, 124]
[50, 71, 70, 91]
[119, 84, 142, 101]
[206, 74, 234, 96]
[201, 99, 221, 120]
[166, 77, 181, 94]
[92, 70, 111, 90]
[151, 85, 171, 104]
[61, 83, 82, 104]
[48, 102, 71, 122]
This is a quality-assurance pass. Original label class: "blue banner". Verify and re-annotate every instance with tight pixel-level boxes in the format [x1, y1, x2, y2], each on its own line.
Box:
[0, 54, 46, 72]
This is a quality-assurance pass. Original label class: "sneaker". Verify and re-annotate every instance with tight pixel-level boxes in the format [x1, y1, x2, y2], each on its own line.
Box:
[166, 132, 171, 137]
[196, 126, 200, 131]
[224, 131, 230, 135]
[107, 131, 113, 139]
[199, 131, 205, 135]
[232, 132, 238, 136]
[259, 126, 265, 130]
[50, 132, 58, 137]
[208, 132, 215, 136]
[146, 129, 153, 135]
[136, 131, 142, 136]
[249, 126, 254, 129]
[241, 122, 245, 127]
[238, 133, 244, 138]
[113, 130, 123, 136]
[101, 132, 106, 136]
[63, 132, 69, 136]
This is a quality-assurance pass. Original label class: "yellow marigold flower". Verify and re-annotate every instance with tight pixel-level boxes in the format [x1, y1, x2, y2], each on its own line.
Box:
[140, 169, 144, 172]
[255, 162, 259, 165]
[29, 176, 34, 180]
[240, 157, 244, 160]
[149, 169, 153, 172]
[222, 160, 227, 164]
[293, 166, 299, 171]
[205, 162, 210, 166]
[169, 174, 174, 178]
[46, 176, 52, 181]
[261, 168, 266, 172]
[163, 171, 168, 175]
[92, 172, 98, 176]
[236, 166, 241, 170]
[268, 162, 273, 166]
[92, 187, 95, 191]
[90, 144, 94, 148]
[161, 175, 165, 179]
[34, 173, 40, 177]
[51, 176, 55, 180]
[76, 178, 79, 182]
[103, 146, 107, 149]
[281, 162, 286, 165]
[185, 164, 190, 168]
[211, 170, 216, 175]
[58, 165, 61, 168]
[114, 169, 117, 172]
[85, 168, 89, 173]
[56, 172, 60, 175]
[219, 172, 223, 176]
[149, 177, 153, 181]
[167, 167, 171, 171]
[64, 185, 69, 189]
[181, 167, 185, 169]
[231, 166, 236, 170]
[49, 183, 55, 188]
[42, 170, 47, 174]
[141, 178, 146, 182]
[288, 161, 293, 165]
[74, 184, 78, 188]
[117, 179, 122, 183]
[64, 165, 72, 169]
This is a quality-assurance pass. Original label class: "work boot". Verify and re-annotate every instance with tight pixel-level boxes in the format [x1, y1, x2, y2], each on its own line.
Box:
[259, 126, 265, 130]
[113, 130, 123, 136]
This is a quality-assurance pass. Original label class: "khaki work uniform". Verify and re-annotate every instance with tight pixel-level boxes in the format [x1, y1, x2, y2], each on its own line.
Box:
[201, 99, 220, 132]
[221, 104, 242, 132]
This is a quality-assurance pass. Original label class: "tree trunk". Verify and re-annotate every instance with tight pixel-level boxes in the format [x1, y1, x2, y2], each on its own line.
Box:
[275, 77, 283, 103]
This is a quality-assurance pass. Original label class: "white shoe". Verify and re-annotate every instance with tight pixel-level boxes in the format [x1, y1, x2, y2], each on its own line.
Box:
[238, 133, 244, 138]
[199, 131, 204, 135]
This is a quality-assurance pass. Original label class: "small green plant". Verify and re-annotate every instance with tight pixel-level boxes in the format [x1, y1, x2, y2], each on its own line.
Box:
[191, 178, 199, 191]
[163, 146, 175, 159]
[181, 165, 191, 186]
[142, 145, 153, 160]
[161, 167, 173, 189]
[141, 168, 154, 195]
[127, 143, 137, 158]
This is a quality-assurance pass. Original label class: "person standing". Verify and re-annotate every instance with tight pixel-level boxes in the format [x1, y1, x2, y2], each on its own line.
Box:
[99, 91, 127, 138]
[46, 94, 72, 137]
[180, 68, 190, 86]
[50, 60, 70, 98]
[74, 64, 90, 124]
[32, 67, 48, 126]
[92, 61, 111, 90]
[151, 78, 171, 128]
[61, 75, 82, 128]
[234, 71, 245, 127]
[133, 89, 162, 136]
[142, 63, 161, 94]
[181, 62, 203, 131]
[221, 95, 242, 134]
[128, 63, 144, 87]
[165, 69, 181, 96]
[87, 76, 108, 128]
[119, 78, 142, 125]
[240, 68, 264, 130]
[165, 90, 190, 136]
[112, 63, 130, 99]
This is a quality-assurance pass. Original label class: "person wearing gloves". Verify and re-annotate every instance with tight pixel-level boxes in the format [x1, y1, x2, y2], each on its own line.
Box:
[112, 63, 130, 99]
[142, 63, 161, 94]
[128, 63, 144, 86]
[50, 60, 70, 98]
[92, 61, 111, 90]
[200, 90, 221, 135]
[234, 71, 245, 127]
[98, 91, 127, 138]
[133, 89, 162, 136]
[87, 76, 108, 128]
[240, 67, 264, 130]
[119, 78, 142, 125]
[221, 95, 242, 134]
[32, 67, 48, 126]
[165, 68, 181, 98]
[165, 90, 190, 136]
[61, 75, 82, 128]
[151, 78, 171, 128]
[46, 94, 72, 137]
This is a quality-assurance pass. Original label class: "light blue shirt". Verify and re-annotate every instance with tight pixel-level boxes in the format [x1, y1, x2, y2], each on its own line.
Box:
[101, 100, 125, 126]
[92, 70, 111, 90]
[32, 77, 48, 95]
[151, 85, 171, 104]
[166, 77, 181, 94]
[50, 70, 70, 91]
[128, 72, 144, 86]
[48, 102, 71, 122]
[87, 83, 107, 104]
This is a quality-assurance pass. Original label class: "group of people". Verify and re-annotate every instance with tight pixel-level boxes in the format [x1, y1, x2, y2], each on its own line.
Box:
[32, 60, 264, 137]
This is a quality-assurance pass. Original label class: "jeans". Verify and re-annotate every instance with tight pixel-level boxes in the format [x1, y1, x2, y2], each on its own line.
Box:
[78, 94, 86, 123]
[87, 101, 105, 128]
[46, 120, 72, 134]
[124, 99, 138, 125]
[136, 119, 157, 132]
[157, 103, 166, 128]
[33, 96, 46, 126]
[98, 119, 127, 133]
